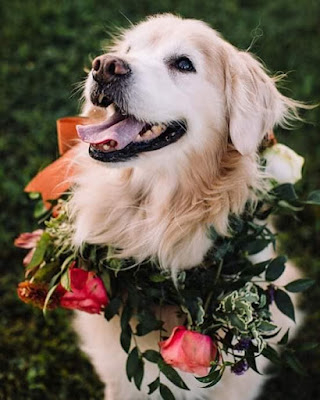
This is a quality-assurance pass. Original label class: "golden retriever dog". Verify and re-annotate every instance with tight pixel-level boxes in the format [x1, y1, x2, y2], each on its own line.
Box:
[69, 14, 303, 400]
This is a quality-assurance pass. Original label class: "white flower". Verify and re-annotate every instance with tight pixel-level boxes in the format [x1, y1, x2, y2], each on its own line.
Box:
[263, 143, 305, 184]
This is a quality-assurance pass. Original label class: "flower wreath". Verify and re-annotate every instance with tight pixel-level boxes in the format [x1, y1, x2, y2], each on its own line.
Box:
[15, 118, 320, 399]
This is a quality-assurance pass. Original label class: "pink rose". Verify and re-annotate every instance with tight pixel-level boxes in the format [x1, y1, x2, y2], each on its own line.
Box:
[14, 229, 44, 266]
[14, 230, 44, 249]
[159, 326, 217, 376]
[59, 268, 109, 314]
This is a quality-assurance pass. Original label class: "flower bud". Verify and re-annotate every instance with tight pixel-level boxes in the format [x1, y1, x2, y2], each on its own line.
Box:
[262, 143, 304, 184]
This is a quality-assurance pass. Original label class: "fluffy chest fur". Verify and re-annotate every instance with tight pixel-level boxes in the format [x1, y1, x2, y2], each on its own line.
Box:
[69, 142, 258, 272]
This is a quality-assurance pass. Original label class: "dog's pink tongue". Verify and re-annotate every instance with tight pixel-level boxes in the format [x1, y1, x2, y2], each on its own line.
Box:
[76, 117, 145, 150]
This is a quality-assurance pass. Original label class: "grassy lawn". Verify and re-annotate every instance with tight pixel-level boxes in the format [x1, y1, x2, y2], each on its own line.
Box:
[1, 0, 319, 399]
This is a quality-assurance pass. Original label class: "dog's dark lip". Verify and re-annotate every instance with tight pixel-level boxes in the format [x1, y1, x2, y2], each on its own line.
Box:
[91, 92, 114, 108]
[88, 121, 187, 163]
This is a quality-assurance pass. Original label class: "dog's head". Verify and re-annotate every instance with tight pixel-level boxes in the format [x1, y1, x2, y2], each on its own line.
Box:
[77, 14, 298, 167]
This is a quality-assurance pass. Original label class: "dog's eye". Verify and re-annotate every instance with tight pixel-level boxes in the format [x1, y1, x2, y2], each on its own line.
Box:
[174, 57, 196, 72]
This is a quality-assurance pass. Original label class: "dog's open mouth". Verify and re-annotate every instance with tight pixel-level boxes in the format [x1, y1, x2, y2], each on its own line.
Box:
[76, 103, 187, 163]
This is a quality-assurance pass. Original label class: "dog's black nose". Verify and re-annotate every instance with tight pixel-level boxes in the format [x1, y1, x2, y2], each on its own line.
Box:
[92, 55, 131, 83]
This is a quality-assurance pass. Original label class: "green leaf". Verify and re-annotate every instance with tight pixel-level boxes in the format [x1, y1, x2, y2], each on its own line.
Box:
[158, 360, 189, 390]
[278, 200, 303, 212]
[121, 303, 133, 330]
[104, 297, 122, 321]
[29, 191, 40, 200]
[100, 270, 112, 297]
[196, 369, 220, 384]
[261, 328, 281, 339]
[159, 383, 175, 400]
[60, 270, 71, 291]
[229, 314, 246, 331]
[283, 352, 307, 376]
[120, 324, 132, 354]
[284, 279, 315, 293]
[262, 345, 281, 364]
[246, 346, 262, 374]
[133, 359, 144, 390]
[244, 239, 270, 255]
[278, 329, 290, 345]
[120, 303, 133, 352]
[258, 321, 277, 332]
[143, 350, 161, 363]
[26, 232, 51, 269]
[33, 200, 48, 218]
[273, 184, 298, 202]
[149, 274, 167, 283]
[208, 226, 219, 240]
[305, 190, 320, 205]
[135, 316, 163, 336]
[274, 289, 295, 322]
[240, 260, 270, 278]
[33, 261, 59, 283]
[201, 370, 223, 388]
[182, 297, 205, 327]
[126, 347, 140, 382]
[148, 377, 160, 394]
[265, 256, 287, 281]
[296, 342, 319, 352]
[42, 283, 59, 315]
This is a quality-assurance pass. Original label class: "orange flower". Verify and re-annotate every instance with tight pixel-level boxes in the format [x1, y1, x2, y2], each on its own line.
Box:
[17, 281, 62, 310]
[159, 326, 217, 376]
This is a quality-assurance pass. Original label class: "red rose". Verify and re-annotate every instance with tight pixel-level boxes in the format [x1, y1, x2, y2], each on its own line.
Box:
[159, 326, 217, 376]
[59, 268, 109, 314]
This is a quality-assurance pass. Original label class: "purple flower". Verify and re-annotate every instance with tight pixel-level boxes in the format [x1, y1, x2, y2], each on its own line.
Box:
[234, 338, 251, 351]
[231, 360, 249, 376]
[267, 284, 275, 304]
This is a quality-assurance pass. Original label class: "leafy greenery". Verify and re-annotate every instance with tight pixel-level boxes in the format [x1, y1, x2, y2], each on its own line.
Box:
[1, 0, 320, 399]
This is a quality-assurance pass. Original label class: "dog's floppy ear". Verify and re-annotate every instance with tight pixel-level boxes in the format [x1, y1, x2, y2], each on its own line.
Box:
[224, 50, 296, 155]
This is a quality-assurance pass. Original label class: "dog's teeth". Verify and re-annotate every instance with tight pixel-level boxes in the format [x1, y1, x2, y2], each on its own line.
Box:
[144, 130, 153, 137]
[108, 140, 117, 147]
[102, 140, 117, 150]
[98, 93, 104, 103]
[151, 125, 162, 135]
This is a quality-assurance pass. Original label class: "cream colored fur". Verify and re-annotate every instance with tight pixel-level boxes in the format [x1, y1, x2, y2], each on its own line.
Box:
[69, 14, 303, 400]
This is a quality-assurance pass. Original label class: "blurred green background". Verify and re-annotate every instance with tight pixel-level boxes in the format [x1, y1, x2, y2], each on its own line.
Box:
[1, 0, 319, 399]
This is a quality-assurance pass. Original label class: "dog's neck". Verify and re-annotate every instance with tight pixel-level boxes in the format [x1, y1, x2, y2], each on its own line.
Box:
[70, 144, 259, 272]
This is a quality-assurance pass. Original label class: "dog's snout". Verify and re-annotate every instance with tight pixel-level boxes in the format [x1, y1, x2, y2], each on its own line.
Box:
[92, 55, 131, 83]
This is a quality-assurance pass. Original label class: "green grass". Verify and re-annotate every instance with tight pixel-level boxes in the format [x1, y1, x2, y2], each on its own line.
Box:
[1, 0, 320, 398]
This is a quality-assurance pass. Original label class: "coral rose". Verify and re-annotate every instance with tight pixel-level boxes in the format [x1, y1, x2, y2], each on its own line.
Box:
[159, 326, 217, 376]
[59, 268, 109, 314]
[14, 230, 43, 249]
[14, 229, 44, 266]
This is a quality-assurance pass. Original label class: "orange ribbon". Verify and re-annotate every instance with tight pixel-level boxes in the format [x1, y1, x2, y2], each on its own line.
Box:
[25, 116, 88, 205]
